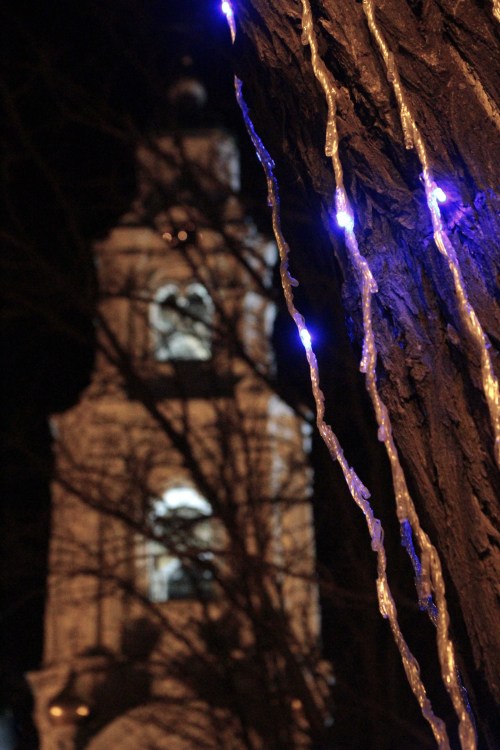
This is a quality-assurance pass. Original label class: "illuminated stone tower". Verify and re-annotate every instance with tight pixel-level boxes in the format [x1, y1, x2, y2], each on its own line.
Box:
[29, 82, 326, 750]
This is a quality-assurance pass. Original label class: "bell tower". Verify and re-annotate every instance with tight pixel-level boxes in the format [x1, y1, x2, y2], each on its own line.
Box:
[29, 81, 327, 750]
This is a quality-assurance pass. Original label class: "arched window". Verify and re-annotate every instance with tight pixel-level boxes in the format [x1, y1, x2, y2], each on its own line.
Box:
[150, 283, 214, 362]
[146, 486, 213, 602]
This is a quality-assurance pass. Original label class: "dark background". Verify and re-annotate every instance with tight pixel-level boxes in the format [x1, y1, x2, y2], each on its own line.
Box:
[1, 1, 265, 745]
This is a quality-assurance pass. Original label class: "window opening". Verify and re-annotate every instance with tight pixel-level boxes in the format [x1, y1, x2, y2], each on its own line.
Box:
[146, 486, 213, 602]
[150, 283, 214, 361]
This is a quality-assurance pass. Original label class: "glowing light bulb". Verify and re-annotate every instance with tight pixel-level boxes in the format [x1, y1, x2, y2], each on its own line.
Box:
[221, 0, 233, 17]
[299, 328, 312, 349]
[336, 210, 354, 231]
[49, 706, 63, 717]
[433, 186, 447, 203]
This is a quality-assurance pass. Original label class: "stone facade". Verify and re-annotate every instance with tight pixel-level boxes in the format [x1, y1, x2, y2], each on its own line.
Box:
[29, 121, 327, 749]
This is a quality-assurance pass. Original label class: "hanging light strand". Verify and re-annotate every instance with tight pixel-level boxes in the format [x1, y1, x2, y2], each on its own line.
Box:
[362, 3, 491, 745]
[224, 4, 450, 746]
[362, 0, 500, 476]
[299, 1, 458, 746]
[234, 71, 450, 750]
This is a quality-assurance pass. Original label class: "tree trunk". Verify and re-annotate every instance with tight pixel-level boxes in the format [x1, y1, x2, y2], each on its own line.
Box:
[231, 0, 500, 746]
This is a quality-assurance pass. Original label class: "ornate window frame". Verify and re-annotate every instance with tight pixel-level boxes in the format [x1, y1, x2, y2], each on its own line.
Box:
[150, 282, 214, 362]
[146, 486, 213, 603]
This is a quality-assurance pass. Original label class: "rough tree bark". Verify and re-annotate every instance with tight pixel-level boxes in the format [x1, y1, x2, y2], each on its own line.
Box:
[231, 0, 499, 746]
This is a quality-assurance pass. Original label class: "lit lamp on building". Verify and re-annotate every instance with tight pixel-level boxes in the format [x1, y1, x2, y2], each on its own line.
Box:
[47, 676, 91, 727]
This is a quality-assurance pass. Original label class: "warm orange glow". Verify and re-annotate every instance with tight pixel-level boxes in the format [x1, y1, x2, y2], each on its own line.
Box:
[76, 705, 90, 717]
[49, 705, 63, 717]
[162, 232, 173, 242]
[177, 230, 188, 242]
[291, 698, 302, 711]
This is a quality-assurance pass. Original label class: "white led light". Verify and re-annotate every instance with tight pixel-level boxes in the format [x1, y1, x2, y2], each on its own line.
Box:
[433, 186, 447, 203]
[336, 210, 354, 231]
[221, 0, 233, 17]
[299, 328, 312, 349]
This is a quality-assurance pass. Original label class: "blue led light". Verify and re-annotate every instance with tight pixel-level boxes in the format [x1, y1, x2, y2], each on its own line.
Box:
[433, 186, 447, 203]
[221, 0, 233, 17]
[299, 328, 312, 349]
[336, 210, 354, 232]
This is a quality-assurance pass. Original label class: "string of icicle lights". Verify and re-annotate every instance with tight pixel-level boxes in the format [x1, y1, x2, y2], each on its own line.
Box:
[219, 2, 500, 748]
